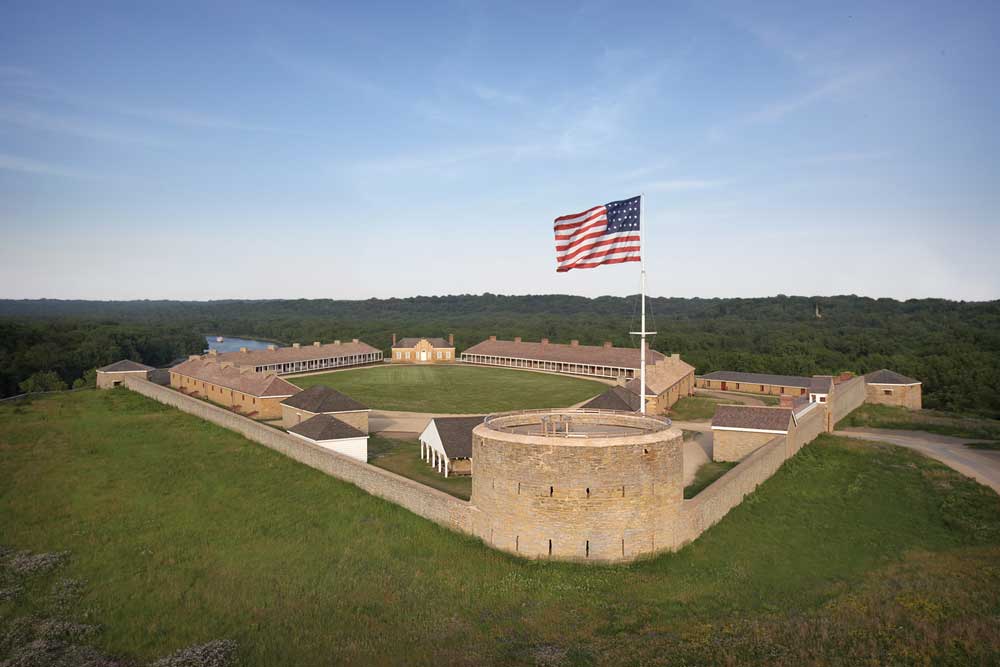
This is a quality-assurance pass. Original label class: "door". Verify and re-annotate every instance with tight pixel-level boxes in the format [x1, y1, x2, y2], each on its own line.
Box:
[420, 350, 427, 362]
[721, 382, 728, 391]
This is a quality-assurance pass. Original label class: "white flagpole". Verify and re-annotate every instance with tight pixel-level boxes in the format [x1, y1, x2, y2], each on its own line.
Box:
[629, 193, 655, 415]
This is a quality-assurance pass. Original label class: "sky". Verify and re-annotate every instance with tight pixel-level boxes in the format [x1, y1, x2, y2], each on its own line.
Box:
[1, 0, 998, 302]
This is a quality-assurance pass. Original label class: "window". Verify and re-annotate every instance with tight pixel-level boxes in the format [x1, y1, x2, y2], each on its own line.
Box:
[445, 351, 450, 359]
[819, 396, 827, 403]
[395, 351, 401, 359]
[883, 388, 893, 396]
[436, 351, 442, 359]
[405, 351, 411, 359]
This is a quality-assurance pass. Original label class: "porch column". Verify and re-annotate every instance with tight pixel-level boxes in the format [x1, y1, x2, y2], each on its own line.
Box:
[444, 458, 449, 478]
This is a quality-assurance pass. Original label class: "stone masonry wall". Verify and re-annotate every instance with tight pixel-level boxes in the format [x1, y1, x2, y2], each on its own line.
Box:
[713, 429, 780, 462]
[866, 383, 922, 411]
[829, 375, 867, 425]
[124, 377, 472, 534]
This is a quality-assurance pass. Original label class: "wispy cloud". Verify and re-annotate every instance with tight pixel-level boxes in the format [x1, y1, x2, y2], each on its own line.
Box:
[0, 105, 163, 146]
[470, 83, 525, 105]
[0, 153, 89, 178]
[797, 150, 891, 165]
[745, 64, 889, 124]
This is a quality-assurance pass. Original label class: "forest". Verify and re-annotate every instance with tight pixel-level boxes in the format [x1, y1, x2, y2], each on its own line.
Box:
[1, 294, 998, 417]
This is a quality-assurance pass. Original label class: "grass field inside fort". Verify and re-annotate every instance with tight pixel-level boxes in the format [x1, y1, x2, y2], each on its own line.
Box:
[290, 364, 607, 412]
[3, 390, 1000, 666]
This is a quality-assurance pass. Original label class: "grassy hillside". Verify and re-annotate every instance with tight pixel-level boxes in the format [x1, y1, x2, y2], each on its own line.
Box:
[2, 390, 1000, 666]
[290, 364, 606, 413]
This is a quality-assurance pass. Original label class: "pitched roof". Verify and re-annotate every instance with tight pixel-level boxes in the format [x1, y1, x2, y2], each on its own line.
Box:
[170, 358, 301, 398]
[430, 416, 483, 458]
[625, 355, 694, 396]
[581, 386, 642, 412]
[865, 369, 920, 385]
[393, 337, 452, 349]
[699, 371, 812, 388]
[97, 359, 155, 373]
[712, 405, 794, 432]
[281, 385, 368, 413]
[809, 376, 834, 395]
[462, 338, 664, 370]
[213, 340, 380, 367]
[288, 413, 366, 441]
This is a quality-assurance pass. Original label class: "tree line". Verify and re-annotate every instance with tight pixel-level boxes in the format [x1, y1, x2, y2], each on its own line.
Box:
[1, 294, 997, 417]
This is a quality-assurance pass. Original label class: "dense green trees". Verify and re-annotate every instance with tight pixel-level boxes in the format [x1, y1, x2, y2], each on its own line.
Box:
[0, 295, 997, 417]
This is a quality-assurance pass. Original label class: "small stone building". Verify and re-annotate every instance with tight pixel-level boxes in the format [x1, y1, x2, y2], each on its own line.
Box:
[96, 360, 155, 388]
[391, 334, 455, 363]
[711, 405, 795, 461]
[280, 385, 370, 433]
[625, 354, 696, 413]
[287, 413, 368, 462]
[865, 369, 922, 410]
[169, 357, 301, 420]
[419, 416, 482, 477]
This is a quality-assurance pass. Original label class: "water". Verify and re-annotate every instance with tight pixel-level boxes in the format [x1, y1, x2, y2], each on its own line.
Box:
[204, 335, 275, 353]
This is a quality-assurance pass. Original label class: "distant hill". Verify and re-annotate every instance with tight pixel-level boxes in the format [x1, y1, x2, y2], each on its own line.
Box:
[1, 294, 998, 417]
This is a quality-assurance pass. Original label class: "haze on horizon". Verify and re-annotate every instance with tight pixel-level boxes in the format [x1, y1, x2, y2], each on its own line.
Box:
[1, 1, 998, 303]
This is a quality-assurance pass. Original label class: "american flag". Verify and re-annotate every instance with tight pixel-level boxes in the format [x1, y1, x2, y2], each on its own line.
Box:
[553, 195, 641, 272]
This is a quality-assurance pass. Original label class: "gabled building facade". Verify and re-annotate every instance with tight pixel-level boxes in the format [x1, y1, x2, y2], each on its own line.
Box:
[391, 334, 455, 364]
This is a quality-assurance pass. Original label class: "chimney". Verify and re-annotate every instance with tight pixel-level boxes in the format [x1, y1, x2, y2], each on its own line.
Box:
[292, 343, 301, 349]
[239, 347, 248, 353]
[208, 349, 218, 356]
[313, 341, 321, 347]
[541, 338, 549, 345]
[267, 344, 277, 351]
[352, 338, 359, 344]
[514, 336, 522, 343]
[448, 333, 454, 346]
[570, 340, 579, 347]
[392, 333, 397, 346]
[489, 335, 497, 342]
[838, 371, 854, 382]
[188, 354, 201, 361]
[779, 395, 794, 408]
[603, 341, 612, 349]
[671, 353, 680, 361]
[334, 340, 341, 345]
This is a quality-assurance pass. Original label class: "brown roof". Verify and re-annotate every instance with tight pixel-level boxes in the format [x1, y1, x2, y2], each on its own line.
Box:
[700, 371, 812, 388]
[430, 416, 483, 459]
[214, 340, 380, 367]
[288, 413, 366, 441]
[461, 338, 664, 370]
[865, 369, 920, 385]
[393, 337, 452, 349]
[712, 405, 794, 432]
[809, 376, 834, 394]
[581, 386, 642, 412]
[281, 385, 368, 413]
[625, 355, 694, 396]
[97, 359, 155, 373]
[170, 358, 301, 398]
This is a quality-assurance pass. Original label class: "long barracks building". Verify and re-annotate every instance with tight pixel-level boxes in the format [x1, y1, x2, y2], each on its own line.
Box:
[212, 339, 382, 375]
[460, 336, 664, 380]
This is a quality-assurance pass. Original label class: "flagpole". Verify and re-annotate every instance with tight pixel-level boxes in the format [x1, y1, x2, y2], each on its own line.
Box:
[639, 192, 647, 415]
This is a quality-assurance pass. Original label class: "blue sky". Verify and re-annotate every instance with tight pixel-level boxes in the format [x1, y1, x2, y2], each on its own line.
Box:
[1, 0, 998, 301]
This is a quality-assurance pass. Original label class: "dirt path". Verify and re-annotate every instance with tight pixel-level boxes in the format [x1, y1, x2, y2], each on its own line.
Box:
[833, 427, 1000, 494]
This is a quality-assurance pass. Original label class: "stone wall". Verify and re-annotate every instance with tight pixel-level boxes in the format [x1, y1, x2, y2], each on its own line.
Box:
[713, 429, 779, 462]
[829, 375, 867, 425]
[124, 377, 472, 533]
[866, 383, 922, 411]
[97, 370, 149, 389]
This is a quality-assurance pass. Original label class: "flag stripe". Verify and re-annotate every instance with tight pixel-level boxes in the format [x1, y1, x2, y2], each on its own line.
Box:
[557, 254, 641, 272]
[557, 234, 641, 263]
[553, 208, 607, 232]
[557, 240, 641, 268]
[554, 204, 605, 224]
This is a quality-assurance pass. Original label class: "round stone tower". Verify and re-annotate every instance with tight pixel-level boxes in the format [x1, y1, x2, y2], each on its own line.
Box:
[471, 409, 684, 562]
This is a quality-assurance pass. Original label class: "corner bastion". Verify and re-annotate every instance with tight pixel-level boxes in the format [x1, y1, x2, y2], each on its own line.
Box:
[471, 409, 684, 562]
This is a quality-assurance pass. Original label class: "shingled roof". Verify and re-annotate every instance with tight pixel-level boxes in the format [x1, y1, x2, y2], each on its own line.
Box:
[429, 416, 483, 458]
[462, 338, 663, 370]
[97, 360, 155, 373]
[214, 340, 380, 367]
[170, 358, 301, 398]
[281, 385, 368, 413]
[809, 376, 834, 395]
[394, 337, 452, 348]
[581, 386, 642, 412]
[700, 371, 812, 388]
[712, 405, 794, 433]
[865, 369, 920, 385]
[625, 355, 694, 396]
[288, 413, 366, 441]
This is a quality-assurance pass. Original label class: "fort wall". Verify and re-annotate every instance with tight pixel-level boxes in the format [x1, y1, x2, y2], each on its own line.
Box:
[829, 375, 867, 425]
[124, 377, 472, 534]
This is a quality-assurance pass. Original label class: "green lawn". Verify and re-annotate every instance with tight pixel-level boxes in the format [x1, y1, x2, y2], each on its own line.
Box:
[368, 435, 471, 500]
[290, 364, 607, 413]
[838, 403, 1000, 440]
[669, 396, 729, 421]
[3, 390, 1000, 666]
[684, 461, 738, 498]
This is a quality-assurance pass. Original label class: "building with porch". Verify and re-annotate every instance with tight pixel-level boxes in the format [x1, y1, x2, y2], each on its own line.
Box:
[211, 339, 382, 376]
[460, 336, 664, 380]
[391, 334, 455, 363]
[168, 357, 301, 419]
[419, 416, 482, 477]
